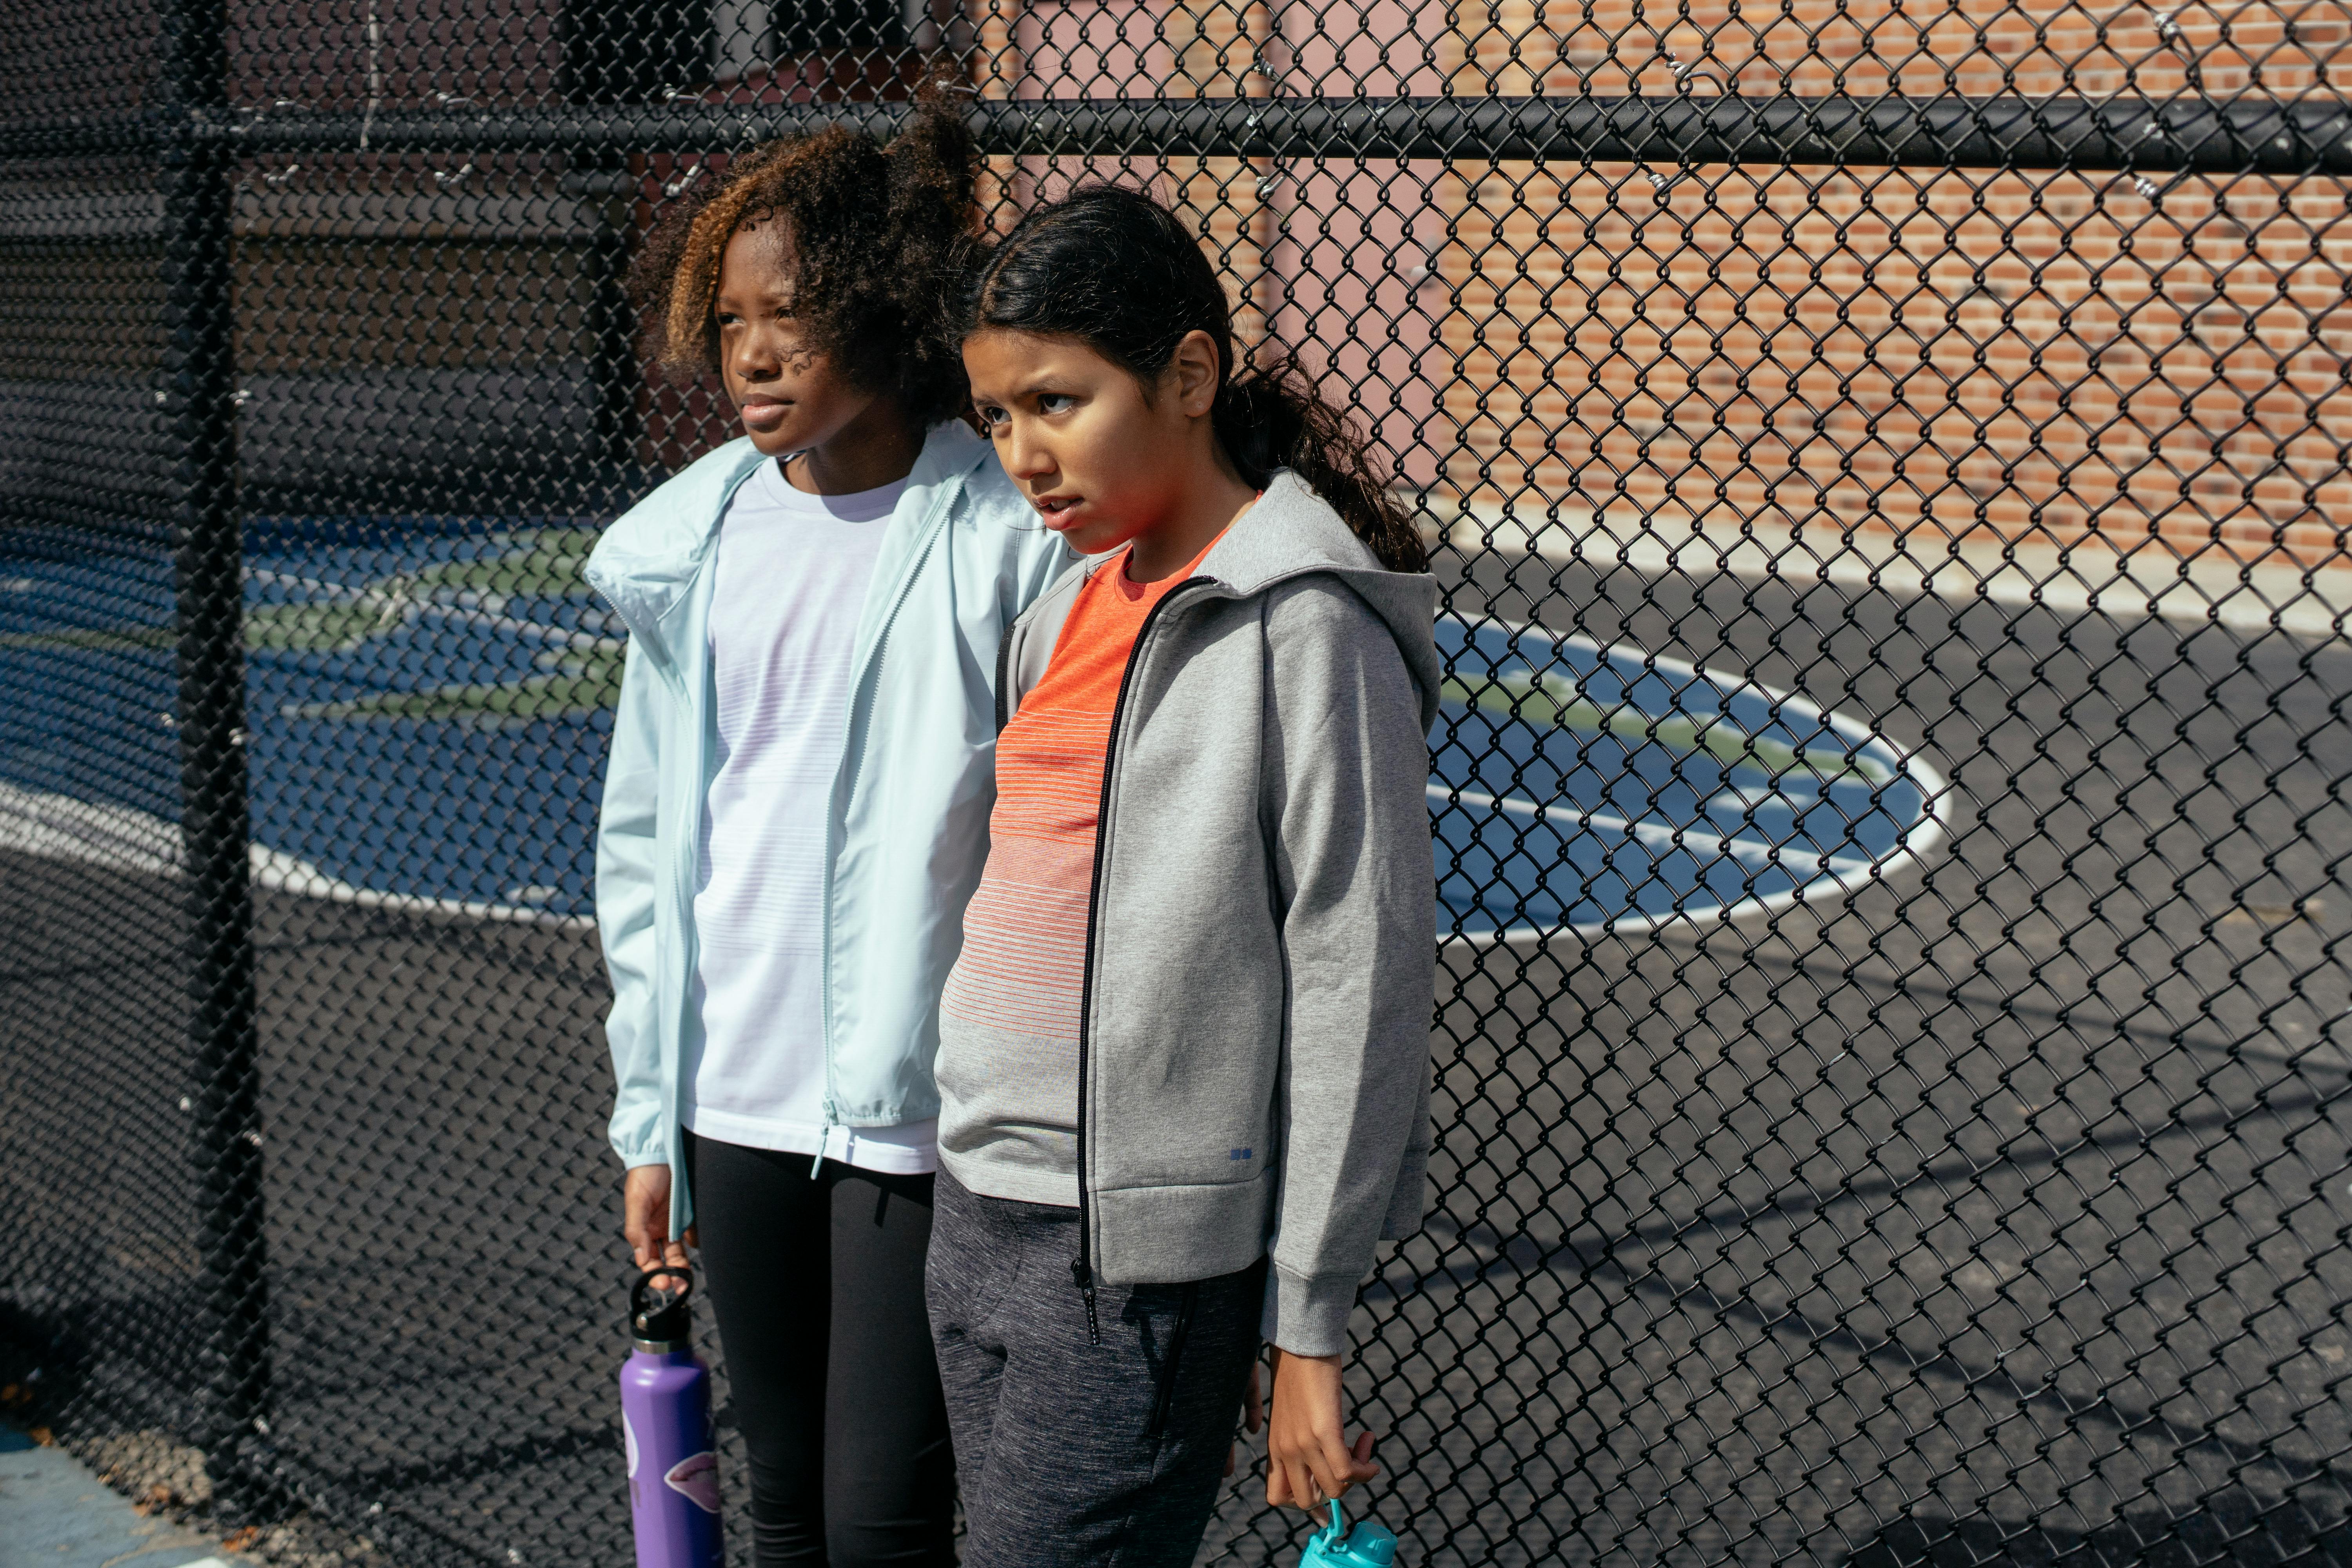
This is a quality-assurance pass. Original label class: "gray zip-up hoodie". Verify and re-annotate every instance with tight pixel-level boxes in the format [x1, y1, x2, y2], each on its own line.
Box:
[948, 470, 1441, 1357]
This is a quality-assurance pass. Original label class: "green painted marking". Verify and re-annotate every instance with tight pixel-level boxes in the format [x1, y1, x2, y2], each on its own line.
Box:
[412, 529, 596, 598]
[288, 650, 624, 721]
[7, 599, 417, 655]
[1442, 669, 1893, 786]
[245, 599, 414, 652]
[0, 530, 621, 716]
[0, 627, 174, 652]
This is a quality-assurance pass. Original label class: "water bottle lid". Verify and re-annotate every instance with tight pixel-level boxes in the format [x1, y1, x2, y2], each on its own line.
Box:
[1343, 1518, 1398, 1567]
[630, 1265, 694, 1348]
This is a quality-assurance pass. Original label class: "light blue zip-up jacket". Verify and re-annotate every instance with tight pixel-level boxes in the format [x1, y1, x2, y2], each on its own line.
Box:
[584, 422, 1071, 1231]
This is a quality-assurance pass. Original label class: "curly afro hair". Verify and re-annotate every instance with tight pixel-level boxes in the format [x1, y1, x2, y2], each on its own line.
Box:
[627, 93, 981, 429]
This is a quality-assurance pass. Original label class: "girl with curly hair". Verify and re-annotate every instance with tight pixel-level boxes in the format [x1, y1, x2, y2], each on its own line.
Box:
[583, 99, 1070, 1568]
[928, 184, 1437, 1568]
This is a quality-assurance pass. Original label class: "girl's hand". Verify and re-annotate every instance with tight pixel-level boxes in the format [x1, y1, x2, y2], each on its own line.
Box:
[1265, 1348, 1378, 1513]
[623, 1164, 696, 1276]
[1224, 1359, 1267, 1477]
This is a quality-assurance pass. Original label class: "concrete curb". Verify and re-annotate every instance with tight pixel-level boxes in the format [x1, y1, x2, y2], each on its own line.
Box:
[0, 1427, 262, 1568]
[1440, 502, 2352, 641]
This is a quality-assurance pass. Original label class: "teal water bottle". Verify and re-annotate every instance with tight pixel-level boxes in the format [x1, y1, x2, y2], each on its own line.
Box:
[1299, 1501, 1397, 1568]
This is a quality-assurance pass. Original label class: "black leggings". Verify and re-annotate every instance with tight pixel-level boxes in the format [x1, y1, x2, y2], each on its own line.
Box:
[683, 1132, 955, 1568]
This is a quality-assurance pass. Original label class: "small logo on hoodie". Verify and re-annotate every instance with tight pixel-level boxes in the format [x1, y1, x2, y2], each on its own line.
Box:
[1229, 1148, 1252, 1161]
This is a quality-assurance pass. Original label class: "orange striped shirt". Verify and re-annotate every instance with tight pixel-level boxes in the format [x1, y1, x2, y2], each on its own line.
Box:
[935, 540, 1214, 1201]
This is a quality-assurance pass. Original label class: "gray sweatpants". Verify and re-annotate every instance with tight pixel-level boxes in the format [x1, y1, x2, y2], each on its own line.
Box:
[926, 1171, 1267, 1568]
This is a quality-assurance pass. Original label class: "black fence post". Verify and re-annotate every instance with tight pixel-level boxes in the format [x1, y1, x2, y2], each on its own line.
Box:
[558, 0, 709, 501]
[159, 0, 272, 1525]
[581, 176, 641, 497]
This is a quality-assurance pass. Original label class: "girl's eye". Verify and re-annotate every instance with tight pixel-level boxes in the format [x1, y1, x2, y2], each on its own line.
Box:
[975, 404, 1008, 430]
[1037, 393, 1075, 415]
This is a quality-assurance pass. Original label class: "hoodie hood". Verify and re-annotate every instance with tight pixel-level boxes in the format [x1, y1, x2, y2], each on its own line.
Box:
[1195, 470, 1443, 733]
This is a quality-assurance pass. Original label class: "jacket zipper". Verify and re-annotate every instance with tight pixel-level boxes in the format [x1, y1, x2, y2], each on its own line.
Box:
[993, 619, 1016, 733]
[1071, 579, 1208, 1345]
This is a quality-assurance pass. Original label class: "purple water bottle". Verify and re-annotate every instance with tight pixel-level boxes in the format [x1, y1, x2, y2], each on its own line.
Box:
[620, 1266, 725, 1568]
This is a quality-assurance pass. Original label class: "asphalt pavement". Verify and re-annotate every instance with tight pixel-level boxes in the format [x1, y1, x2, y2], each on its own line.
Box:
[7, 548, 2352, 1567]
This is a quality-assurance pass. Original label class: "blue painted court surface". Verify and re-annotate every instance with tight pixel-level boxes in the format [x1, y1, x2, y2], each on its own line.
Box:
[0, 522, 1941, 936]
[1433, 615, 1944, 937]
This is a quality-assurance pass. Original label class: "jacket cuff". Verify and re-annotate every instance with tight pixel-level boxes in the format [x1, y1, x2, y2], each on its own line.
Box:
[1261, 1265, 1360, 1357]
[612, 1129, 670, 1169]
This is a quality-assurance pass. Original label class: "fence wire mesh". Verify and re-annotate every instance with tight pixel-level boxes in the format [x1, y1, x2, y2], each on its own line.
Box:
[5, 1, 2352, 1566]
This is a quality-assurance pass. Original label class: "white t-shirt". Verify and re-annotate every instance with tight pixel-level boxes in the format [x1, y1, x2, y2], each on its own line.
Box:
[682, 458, 937, 1174]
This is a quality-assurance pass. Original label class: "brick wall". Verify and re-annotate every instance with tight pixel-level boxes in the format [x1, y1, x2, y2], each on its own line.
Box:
[1437, 0, 2352, 558]
[619, 0, 2352, 561]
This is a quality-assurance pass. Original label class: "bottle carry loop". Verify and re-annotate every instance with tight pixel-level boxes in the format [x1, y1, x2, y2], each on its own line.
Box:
[630, 1265, 695, 1350]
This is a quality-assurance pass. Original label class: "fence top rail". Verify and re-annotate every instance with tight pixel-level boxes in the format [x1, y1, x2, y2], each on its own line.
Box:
[2, 92, 2349, 173]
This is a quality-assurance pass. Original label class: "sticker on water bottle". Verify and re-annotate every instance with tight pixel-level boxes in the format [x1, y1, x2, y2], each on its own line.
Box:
[664, 1452, 720, 1514]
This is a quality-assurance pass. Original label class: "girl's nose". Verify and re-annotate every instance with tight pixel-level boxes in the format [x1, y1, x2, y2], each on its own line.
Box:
[732, 331, 781, 381]
[1005, 426, 1054, 482]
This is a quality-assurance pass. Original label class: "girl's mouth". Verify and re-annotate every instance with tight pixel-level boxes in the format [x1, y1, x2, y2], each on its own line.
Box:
[740, 399, 791, 428]
[1034, 495, 1080, 522]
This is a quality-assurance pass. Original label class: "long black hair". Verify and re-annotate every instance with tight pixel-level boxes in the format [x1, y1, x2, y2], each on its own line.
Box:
[959, 185, 1428, 573]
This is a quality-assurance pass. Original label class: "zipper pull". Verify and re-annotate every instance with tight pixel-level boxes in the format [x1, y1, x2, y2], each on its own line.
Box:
[1070, 1257, 1101, 1345]
[811, 1100, 834, 1179]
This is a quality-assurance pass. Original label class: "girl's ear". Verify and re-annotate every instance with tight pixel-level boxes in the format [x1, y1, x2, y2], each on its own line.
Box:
[1170, 330, 1223, 418]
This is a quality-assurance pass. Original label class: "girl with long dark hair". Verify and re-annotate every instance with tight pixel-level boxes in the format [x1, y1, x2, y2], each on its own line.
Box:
[926, 183, 1438, 1568]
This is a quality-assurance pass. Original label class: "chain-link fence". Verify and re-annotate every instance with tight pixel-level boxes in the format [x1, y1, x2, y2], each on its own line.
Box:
[7, 1, 2352, 1564]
